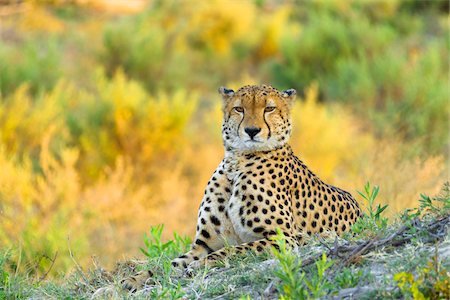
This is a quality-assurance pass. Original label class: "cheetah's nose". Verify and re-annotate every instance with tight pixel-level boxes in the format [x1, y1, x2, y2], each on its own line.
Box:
[244, 127, 261, 139]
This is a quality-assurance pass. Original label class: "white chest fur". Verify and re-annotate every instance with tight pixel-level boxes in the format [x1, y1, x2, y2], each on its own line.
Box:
[224, 153, 262, 243]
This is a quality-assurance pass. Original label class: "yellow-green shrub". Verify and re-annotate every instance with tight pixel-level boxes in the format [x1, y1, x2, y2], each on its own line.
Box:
[65, 71, 198, 181]
[0, 132, 87, 275]
[0, 84, 69, 163]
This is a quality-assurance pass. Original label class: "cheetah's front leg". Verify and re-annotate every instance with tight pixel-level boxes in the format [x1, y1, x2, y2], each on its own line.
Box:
[171, 160, 240, 269]
[122, 160, 237, 291]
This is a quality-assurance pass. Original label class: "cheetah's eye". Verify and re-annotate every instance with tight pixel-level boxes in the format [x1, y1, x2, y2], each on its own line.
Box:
[264, 106, 276, 113]
[233, 107, 244, 113]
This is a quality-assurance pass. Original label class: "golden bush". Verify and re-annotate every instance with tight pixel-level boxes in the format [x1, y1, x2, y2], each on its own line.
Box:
[0, 128, 87, 274]
[186, 0, 255, 54]
[17, 4, 65, 33]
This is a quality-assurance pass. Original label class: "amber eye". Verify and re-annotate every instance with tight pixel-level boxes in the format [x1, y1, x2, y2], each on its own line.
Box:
[264, 106, 276, 112]
[234, 107, 244, 113]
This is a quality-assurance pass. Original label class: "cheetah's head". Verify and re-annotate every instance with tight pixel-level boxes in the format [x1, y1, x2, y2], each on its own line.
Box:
[219, 85, 296, 152]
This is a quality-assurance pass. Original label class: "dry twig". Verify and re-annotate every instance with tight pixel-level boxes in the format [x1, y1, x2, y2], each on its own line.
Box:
[38, 251, 58, 283]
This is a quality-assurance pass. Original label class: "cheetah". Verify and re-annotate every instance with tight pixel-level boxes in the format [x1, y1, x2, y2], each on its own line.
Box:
[122, 85, 362, 291]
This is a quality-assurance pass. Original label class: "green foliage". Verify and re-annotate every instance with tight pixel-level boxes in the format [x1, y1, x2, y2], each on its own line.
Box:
[274, 5, 397, 92]
[331, 41, 448, 154]
[352, 182, 389, 235]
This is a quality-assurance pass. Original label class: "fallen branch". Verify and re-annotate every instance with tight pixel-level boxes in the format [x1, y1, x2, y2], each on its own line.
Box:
[301, 215, 450, 269]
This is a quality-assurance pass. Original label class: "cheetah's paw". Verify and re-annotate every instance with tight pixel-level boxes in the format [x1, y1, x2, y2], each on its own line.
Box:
[121, 270, 154, 292]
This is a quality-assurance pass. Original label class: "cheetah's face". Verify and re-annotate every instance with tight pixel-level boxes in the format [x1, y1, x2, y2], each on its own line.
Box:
[219, 85, 296, 152]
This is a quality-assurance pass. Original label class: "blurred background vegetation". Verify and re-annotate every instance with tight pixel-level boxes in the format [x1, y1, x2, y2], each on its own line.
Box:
[0, 0, 448, 277]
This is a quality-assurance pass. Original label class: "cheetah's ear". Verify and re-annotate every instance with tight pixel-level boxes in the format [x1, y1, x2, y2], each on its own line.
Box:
[218, 87, 235, 99]
[281, 89, 297, 107]
[282, 89, 297, 99]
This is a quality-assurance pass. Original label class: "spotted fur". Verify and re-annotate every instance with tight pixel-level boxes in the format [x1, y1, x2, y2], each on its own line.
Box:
[122, 85, 362, 291]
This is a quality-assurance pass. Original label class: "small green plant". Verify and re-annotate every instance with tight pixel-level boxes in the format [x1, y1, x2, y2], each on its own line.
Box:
[304, 253, 334, 298]
[272, 231, 308, 299]
[140, 225, 191, 259]
[418, 182, 450, 216]
[400, 182, 450, 222]
[352, 182, 389, 235]
[334, 267, 364, 289]
[272, 230, 334, 299]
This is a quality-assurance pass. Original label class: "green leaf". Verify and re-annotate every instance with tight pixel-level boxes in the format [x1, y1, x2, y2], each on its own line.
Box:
[372, 185, 379, 200]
